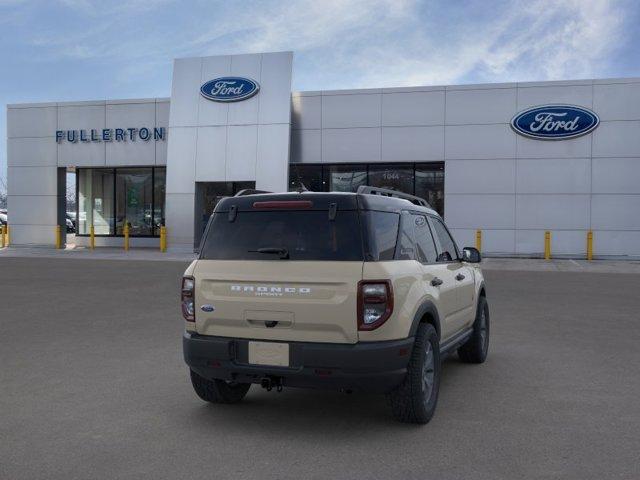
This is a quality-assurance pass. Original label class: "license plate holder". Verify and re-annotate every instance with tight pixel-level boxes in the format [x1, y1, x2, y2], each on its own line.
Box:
[248, 341, 290, 367]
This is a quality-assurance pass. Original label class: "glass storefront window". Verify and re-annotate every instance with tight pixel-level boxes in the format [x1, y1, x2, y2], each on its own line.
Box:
[289, 164, 324, 192]
[415, 164, 445, 216]
[325, 164, 367, 192]
[116, 169, 153, 236]
[77, 167, 165, 237]
[288, 162, 445, 217]
[368, 164, 414, 193]
[78, 169, 114, 235]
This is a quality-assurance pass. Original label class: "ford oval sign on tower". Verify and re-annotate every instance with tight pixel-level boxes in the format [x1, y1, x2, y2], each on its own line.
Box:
[200, 77, 260, 102]
[511, 105, 599, 140]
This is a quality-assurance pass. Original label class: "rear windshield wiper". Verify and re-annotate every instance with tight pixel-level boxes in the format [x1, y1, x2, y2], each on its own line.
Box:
[248, 247, 290, 259]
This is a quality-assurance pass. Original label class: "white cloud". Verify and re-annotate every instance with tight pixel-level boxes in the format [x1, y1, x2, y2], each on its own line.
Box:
[343, 0, 627, 87]
[187, 0, 629, 88]
[16, 0, 633, 87]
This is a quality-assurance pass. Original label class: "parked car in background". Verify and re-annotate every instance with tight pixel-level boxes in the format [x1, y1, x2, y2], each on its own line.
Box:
[66, 213, 76, 233]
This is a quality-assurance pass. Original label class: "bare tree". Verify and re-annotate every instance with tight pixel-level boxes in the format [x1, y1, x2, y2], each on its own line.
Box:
[0, 175, 7, 209]
[66, 172, 76, 212]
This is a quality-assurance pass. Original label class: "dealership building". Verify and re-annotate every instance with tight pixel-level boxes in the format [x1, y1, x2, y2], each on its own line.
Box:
[6, 51, 640, 257]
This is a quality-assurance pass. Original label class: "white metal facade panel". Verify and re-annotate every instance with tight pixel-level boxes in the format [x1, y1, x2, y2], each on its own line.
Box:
[321, 128, 381, 163]
[445, 159, 515, 194]
[290, 77, 640, 257]
[7, 166, 58, 196]
[7, 106, 57, 138]
[155, 101, 170, 165]
[516, 158, 591, 194]
[381, 126, 444, 161]
[593, 83, 640, 120]
[166, 127, 196, 194]
[444, 194, 515, 229]
[381, 91, 445, 127]
[291, 94, 321, 130]
[195, 126, 227, 180]
[105, 102, 156, 166]
[6, 105, 59, 246]
[7, 137, 57, 167]
[446, 88, 516, 125]
[592, 158, 640, 194]
[165, 52, 293, 250]
[290, 129, 321, 164]
[256, 124, 291, 192]
[321, 94, 381, 128]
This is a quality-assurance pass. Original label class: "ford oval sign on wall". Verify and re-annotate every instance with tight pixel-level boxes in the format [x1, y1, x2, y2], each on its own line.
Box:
[200, 77, 260, 102]
[511, 105, 599, 140]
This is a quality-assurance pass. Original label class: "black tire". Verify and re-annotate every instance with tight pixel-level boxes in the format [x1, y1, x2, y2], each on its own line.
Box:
[458, 296, 490, 364]
[189, 369, 251, 404]
[387, 323, 441, 424]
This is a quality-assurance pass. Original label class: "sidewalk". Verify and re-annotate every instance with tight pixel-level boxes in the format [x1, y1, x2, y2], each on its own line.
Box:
[1, 246, 640, 273]
[0, 245, 196, 262]
[481, 257, 640, 274]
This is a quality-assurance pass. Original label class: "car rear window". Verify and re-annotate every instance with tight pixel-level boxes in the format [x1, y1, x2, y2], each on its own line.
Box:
[200, 210, 364, 261]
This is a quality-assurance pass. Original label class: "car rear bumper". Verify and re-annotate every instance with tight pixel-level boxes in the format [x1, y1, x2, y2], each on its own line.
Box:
[183, 331, 414, 393]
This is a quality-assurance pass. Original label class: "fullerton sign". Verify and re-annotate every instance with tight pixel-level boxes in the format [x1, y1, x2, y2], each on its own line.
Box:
[511, 105, 599, 140]
[55, 127, 165, 143]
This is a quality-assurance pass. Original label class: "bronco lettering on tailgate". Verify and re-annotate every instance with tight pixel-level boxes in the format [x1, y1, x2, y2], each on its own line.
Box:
[230, 285, 312, 297]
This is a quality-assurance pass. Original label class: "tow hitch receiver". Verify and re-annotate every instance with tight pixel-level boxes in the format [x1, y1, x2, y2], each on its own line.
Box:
[260, 376, 284, 392]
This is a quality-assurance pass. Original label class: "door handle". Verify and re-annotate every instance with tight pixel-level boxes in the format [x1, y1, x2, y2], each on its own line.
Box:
[455, 273, 465, 281]
[431, 277, 443, 287]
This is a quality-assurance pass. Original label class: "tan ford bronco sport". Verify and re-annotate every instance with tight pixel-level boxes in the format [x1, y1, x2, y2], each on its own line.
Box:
[182, 186, 489, 423]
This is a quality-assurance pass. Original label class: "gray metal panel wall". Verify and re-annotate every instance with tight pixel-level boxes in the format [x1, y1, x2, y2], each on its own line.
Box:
[291, 78, 640, 258]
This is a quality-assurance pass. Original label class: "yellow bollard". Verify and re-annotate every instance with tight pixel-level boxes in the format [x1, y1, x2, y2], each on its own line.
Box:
[0, 225, 5, 248]
[544, 230, 551, 260]
[475, 229, 482, 252]
[160, 226, 167, 253]
[90, 224, 95, 250]
[5, 225, 9, 246]
[55, 225, 62, 249]
[587, 230, 593, 261]
[124, 223, 130, 251]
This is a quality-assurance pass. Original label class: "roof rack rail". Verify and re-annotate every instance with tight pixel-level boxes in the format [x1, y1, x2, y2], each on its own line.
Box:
[234, 189, 272, 197]
[356, 185, 431, 208]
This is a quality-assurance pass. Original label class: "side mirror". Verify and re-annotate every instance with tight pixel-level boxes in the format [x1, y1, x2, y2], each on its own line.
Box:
[462, 247, 481, 263]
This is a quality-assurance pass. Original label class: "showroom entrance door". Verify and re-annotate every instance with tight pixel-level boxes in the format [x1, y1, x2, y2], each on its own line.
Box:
[194, 181, 255, 249]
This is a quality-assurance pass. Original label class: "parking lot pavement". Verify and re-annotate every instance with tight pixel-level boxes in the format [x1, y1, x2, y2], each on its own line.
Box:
[1, 257, 639, 480]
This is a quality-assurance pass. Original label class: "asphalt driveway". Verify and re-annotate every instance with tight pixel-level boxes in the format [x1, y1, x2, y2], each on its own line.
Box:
[1, 257, 639, 479]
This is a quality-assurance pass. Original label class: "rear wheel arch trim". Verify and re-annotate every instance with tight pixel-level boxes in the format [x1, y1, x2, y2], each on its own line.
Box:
[478, 280, 486, 297]
[409, 301, 441, 340]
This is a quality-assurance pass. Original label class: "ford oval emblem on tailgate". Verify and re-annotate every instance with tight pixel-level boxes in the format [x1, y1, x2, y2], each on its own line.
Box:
[200, 305, 215, 312]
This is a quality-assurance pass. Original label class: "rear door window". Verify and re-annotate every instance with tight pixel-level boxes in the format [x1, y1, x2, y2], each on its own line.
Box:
[395, 212, 416, 260]
[200, 210, 364, 261]
[361, 211, 400, 261]
[413, 214, 438, 264]
[429, 217, 459, 262]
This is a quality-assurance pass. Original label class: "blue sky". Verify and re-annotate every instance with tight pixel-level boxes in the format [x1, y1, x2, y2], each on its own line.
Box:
[1, 0, 640, 191]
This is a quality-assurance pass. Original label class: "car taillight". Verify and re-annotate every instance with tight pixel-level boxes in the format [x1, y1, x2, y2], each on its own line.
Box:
[357, 280, 393, 331]
[182, 276, 195, 322]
